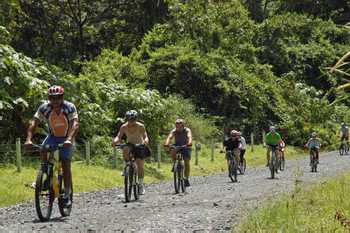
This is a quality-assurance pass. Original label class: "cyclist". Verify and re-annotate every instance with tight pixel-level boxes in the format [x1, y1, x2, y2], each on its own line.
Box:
[164, 119, 193, 187]
[305, 132, 321, 164]
[279, 138, 286, 163]
[238, 131, 246, 167]
[112, 110, 150, 195]
[340, 122, 349, 148]
[24, 85, 79, 207]
[223, 130, 241, 176]
[264, 126, 282, 167]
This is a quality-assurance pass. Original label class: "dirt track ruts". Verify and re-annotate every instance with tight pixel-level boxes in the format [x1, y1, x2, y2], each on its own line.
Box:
[0, 151, 349, 232]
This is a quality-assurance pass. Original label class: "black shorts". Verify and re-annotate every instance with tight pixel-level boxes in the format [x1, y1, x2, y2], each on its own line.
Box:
[341, 135, 349, 141]
[128, 144, 151, 159]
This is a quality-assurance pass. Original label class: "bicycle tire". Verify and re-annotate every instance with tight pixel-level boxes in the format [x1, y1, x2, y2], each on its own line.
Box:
[173, 162, 179, 194]
[179, 167, 185, 193]
[58, 175, 73, 217]
[133, 168, 139, 200]
[35, 169, 54, 222]
[233, 160, 238, 182]
[124, 166, 132, 202]
[228, 159, 235, 182]
[339, 144, 345, 156]
[270, 151, 275, 179]
[280, 156, 285, 171]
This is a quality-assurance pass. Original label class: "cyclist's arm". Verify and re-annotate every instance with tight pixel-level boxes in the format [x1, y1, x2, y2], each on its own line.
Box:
[141, 125, 149, 145]
[66, 118, 79, 142]
[187, 128, 193, 146]
[112, 125, 125, 147]
[25, 118, 40, 144]
[164, 131, 174, 146]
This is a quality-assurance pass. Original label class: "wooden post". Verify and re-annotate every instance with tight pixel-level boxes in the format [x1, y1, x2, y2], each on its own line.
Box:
[195, 145, 199, 165]
[112, 147, 117, 169]
[16, 138, 22, 172]
[85, 141, 90, 165]
[157, 143, 161, 168]
[250, 132, 254, 152]
[211, 139, 214, 162]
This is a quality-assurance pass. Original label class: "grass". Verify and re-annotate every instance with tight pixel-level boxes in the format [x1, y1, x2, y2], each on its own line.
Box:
[0, 144, 304, 207]
[237, 174, 350, 233]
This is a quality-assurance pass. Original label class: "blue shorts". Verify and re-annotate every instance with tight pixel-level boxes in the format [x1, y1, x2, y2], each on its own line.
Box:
[175, 146, 192, 159]
[42, 135, 73, 161]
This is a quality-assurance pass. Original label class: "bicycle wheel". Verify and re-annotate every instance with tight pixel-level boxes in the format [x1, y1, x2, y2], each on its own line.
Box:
[35, 169, 54, 222]
[280, 156, 285, 171]
[58, 175, 73, 217]
[240, 159, 246, 175]
[179, 167, 186, 193]
[124, 166, 132, 202]
[269, 152, 275, 179]
[173, 162, 179, 194]
[346, 143, 349, 155]
[133, 168, 139, 200]
[339, 144, 345, 156]
[228, 160, 235, 182]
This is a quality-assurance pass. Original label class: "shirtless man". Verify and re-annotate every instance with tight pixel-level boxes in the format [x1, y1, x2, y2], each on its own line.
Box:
[112, 110, 150, 194]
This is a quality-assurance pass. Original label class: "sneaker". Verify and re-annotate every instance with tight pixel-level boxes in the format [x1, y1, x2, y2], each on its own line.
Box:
[184, 179, 190, 187]
[139, 184, 145, 195]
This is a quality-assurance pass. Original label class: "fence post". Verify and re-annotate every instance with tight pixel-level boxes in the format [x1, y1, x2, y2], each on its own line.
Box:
[195, 145, 199, 165]
[16, 138, 22, 172]
[157, 143, 161, 168]
[211, 139, 215, 162]
[250, 132, 254, 152]
[112, 147, 117, 169]
[85, 141, 90, 165]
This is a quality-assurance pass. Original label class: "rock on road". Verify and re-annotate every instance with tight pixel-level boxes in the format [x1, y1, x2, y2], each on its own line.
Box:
[0, 152, 349, 232]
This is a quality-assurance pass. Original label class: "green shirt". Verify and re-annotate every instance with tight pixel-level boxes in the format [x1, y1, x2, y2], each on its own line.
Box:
[265, 132, 281, 146]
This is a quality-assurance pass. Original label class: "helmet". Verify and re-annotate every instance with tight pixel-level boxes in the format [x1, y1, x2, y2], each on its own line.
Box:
[311, 132, 317, 137]
[175, 119, 185, 125]
[269, 126, 276, 132]
[125, 110, 138, 120]
[230, 130, 239, 136]
[48, 85, 64, 96]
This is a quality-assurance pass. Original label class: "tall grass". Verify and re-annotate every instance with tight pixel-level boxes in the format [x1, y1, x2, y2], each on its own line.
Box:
[0, 144, 303, 207]
[238, 174, 350, 233]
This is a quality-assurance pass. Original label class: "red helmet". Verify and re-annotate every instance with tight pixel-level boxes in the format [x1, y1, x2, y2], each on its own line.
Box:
[48, 85, 64, 96]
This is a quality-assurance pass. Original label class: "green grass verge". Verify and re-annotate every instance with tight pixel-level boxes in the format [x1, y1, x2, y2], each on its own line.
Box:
[237, 174, 350, 233]
[0, 144, 303, 207]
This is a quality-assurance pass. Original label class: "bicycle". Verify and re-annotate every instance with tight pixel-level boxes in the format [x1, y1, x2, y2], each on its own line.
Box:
[115, 144, 140, 202]
[279, 146, 285, 171]
[310, 148, 318, 172]
[226, 150, 238, 182]
[166, 145, 187, 194]
[238, 157, 246, 175]
[268, 145, 279, 179]
[29, 144, 73, 222]
[339, 139, 349, 156]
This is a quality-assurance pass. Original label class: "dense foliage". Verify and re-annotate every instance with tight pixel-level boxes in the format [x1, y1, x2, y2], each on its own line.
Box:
[1, 0, 350, 154]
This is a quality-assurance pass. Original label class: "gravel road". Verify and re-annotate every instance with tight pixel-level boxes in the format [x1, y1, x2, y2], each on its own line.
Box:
[1, 151, 349, 233]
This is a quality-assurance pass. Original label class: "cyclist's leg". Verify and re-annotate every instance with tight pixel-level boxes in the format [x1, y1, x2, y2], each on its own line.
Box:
[122, 146, 131, 161]
[59, 138, 73, 198]
[182, 148, 192, 180]
[135, 158, 144, 181]
[316, 149, 319, 163]
[234, 148, 240, 166]
[266, 146, 271, 166]
[239, 149, 244, 165]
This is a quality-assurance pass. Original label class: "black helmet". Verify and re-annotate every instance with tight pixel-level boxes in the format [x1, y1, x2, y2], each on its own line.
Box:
[125, 110, 138, 120]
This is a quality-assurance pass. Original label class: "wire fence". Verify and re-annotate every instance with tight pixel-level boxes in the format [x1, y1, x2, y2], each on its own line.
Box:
[0, 132, 261, 172]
